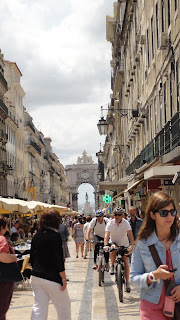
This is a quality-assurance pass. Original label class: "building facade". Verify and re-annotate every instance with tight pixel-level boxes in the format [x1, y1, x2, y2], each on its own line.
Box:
[0, 50, 9, 196]
[102, 0, 180, 212]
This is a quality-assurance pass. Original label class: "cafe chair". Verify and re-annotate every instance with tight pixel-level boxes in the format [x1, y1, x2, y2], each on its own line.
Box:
[21, 255, 32, 290]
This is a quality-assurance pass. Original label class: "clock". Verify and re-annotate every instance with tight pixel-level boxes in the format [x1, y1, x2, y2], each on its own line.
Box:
[81, 171, 89, 179]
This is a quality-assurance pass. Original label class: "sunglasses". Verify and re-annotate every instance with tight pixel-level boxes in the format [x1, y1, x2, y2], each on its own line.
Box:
[115, 213, 123, 217]
[154, 209, 177, 218]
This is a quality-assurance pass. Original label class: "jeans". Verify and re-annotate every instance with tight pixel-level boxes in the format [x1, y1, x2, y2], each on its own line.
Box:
[30, 276, 71, 320]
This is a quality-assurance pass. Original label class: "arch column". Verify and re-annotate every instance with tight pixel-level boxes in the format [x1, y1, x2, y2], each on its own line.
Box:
[72, 192, 78, 212]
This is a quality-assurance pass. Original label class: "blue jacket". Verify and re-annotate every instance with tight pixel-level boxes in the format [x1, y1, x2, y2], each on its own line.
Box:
[130, 230, 180, 304]
[128, 216, 143, 240]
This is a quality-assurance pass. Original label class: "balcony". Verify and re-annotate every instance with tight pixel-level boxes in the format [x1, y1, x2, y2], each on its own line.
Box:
[24, 121, 35, 133]
[0, 98, 8, 116]
[0, 72, 8, 91]
[25, 139, 41, 155]
[126, 112, 180, 175]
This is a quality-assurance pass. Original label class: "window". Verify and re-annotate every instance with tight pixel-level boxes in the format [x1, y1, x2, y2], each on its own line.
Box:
[159, 89, 163, 129]
[170, 73, 174, 117]
[149, 104, 153, 140]
[147, 28, 150, 68]
[156, 3, 159, 48]
[151, 16, 154, 59]
[168, 0, 171, 27]
[164, 82, 167, 123]
[154, 97, 157, 134]
[175, 0, 178, 11]
[176, 61, 179, 111]
[161, 0, 165, 32]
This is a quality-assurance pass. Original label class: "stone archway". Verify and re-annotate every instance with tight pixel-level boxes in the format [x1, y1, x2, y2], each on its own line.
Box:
[65, 151, 98, 211]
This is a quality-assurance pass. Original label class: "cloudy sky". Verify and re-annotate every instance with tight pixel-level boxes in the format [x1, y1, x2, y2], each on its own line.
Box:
[1, 0, 113, 165]
[1, 0, 114, 205]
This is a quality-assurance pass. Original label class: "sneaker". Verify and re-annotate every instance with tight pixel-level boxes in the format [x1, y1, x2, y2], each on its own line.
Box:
[126, 283, 131, 293]
[92, 264, 98, 270]
[105, 263, 109, 272]
[110, 265, 114, 275]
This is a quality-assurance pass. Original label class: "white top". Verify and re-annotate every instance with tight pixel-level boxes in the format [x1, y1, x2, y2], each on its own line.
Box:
[10, 226, 18, 235]
[89, 217, 109, 238]
[105, 218, 131, 247]
[83, 222, 93, 239]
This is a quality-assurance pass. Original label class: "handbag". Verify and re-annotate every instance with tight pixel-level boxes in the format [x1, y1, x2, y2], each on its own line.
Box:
[0, 245, 23, 283]
[0, 261, 23, 282]
[72, 227, 77, 239]
[149, 244, 180, 319]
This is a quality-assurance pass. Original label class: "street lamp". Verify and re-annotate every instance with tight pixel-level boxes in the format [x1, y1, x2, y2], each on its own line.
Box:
[97, 106, 108, 135]
[96, 143, 104, 162]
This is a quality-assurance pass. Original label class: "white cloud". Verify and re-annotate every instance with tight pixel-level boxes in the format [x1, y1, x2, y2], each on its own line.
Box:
[0, 0, 113, 165]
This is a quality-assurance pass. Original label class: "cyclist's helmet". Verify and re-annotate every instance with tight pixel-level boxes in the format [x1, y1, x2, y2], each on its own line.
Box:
[113, 206, 125, 214]
[95, 209, 104, 217]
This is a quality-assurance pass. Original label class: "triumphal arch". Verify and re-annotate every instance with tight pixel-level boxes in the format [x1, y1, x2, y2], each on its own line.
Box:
[65, 151, 98, 212]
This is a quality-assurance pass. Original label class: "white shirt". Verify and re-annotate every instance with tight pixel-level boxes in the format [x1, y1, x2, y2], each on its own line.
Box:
[83, 222, 93, 239]
[89, 217, 109, 238]
[10, 226, 18, 235]
[105, 218, 132, 247]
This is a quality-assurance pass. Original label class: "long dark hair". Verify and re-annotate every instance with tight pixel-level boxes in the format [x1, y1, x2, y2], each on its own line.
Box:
[0, 216, 7, 229]
[137, 191, 180, 242]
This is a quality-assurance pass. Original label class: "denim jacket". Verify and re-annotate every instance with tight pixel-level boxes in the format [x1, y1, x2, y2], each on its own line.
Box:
[130, 230, 180, 304]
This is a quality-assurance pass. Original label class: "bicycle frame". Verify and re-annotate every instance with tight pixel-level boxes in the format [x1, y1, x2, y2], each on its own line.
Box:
[111, 246, 128, 302]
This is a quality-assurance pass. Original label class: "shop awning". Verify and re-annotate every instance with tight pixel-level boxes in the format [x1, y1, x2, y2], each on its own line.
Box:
[99, 179, 128, 191]
[144, 166, 180, 180]
[124, 178, 144, 194]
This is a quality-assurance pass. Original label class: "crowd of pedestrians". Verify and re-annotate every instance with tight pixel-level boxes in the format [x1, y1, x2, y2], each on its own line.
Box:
[0, 191, 179, 320]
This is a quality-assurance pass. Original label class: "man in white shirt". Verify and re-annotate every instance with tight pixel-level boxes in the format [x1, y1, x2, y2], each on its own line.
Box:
[86, 210, 109, 270]
[104, 207, 134, 292]
[10, 220, 19, 236]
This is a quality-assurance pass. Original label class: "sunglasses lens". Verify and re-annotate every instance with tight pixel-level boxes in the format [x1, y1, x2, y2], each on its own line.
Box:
[115, 213, 122, 217]
[159, 209, 177, 217]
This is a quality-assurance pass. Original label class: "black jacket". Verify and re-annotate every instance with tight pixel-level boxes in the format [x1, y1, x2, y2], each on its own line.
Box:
[30, 228, 65, 285]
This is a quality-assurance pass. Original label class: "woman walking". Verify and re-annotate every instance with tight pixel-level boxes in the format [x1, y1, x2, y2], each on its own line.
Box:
[0, 216, 17, 320]
[30, 209, 71, 320]
[73, 217, 84, 258]
[130, 191, 180, 319]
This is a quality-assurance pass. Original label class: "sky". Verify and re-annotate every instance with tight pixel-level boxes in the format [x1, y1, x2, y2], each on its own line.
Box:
[0, 0, 113, 165]
[0, 0, 114, 206]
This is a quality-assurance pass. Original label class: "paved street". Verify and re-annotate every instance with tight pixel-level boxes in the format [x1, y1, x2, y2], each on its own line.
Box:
[7, 238, 140, 320]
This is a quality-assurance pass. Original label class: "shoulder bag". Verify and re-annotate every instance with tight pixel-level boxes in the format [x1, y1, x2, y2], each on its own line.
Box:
[0, 246, 23, 283]
[149, 244, 180, 319]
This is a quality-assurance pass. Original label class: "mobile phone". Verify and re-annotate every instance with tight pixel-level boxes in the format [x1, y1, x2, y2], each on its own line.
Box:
[163, 296, 175, 317]
[169, 268, 177, 273]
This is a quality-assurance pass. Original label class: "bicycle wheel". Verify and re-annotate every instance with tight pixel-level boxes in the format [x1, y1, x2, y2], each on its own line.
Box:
[117, 264, 123, 302]
[98, 256, 103, 286]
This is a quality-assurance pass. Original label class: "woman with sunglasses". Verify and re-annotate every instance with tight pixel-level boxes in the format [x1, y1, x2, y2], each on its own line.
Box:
[130, 191, 180, 319]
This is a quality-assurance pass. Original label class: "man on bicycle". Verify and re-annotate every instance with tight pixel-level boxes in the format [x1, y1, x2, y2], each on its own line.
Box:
[86, 210, 109, 270]
[104, 207, 134, 292]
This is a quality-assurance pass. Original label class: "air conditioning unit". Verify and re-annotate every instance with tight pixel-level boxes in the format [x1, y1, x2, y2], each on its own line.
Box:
[159, 33, 169, 49]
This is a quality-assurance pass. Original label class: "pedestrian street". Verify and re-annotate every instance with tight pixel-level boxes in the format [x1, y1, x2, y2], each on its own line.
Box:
[7, 237, 140, 320]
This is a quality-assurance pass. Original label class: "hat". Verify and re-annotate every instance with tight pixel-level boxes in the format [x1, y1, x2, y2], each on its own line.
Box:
[14, 219, 19, 224]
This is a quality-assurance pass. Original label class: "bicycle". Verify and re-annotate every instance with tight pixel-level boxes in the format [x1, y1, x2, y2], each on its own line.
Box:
[96, 240, 107, 286]
[110, 246, 129, 302]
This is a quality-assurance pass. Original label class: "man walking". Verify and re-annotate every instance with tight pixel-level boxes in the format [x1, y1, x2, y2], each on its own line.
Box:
[128, 207, 143, 240]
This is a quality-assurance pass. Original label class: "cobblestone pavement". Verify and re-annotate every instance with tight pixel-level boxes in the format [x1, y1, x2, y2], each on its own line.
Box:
[7, 238, 140, 320]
